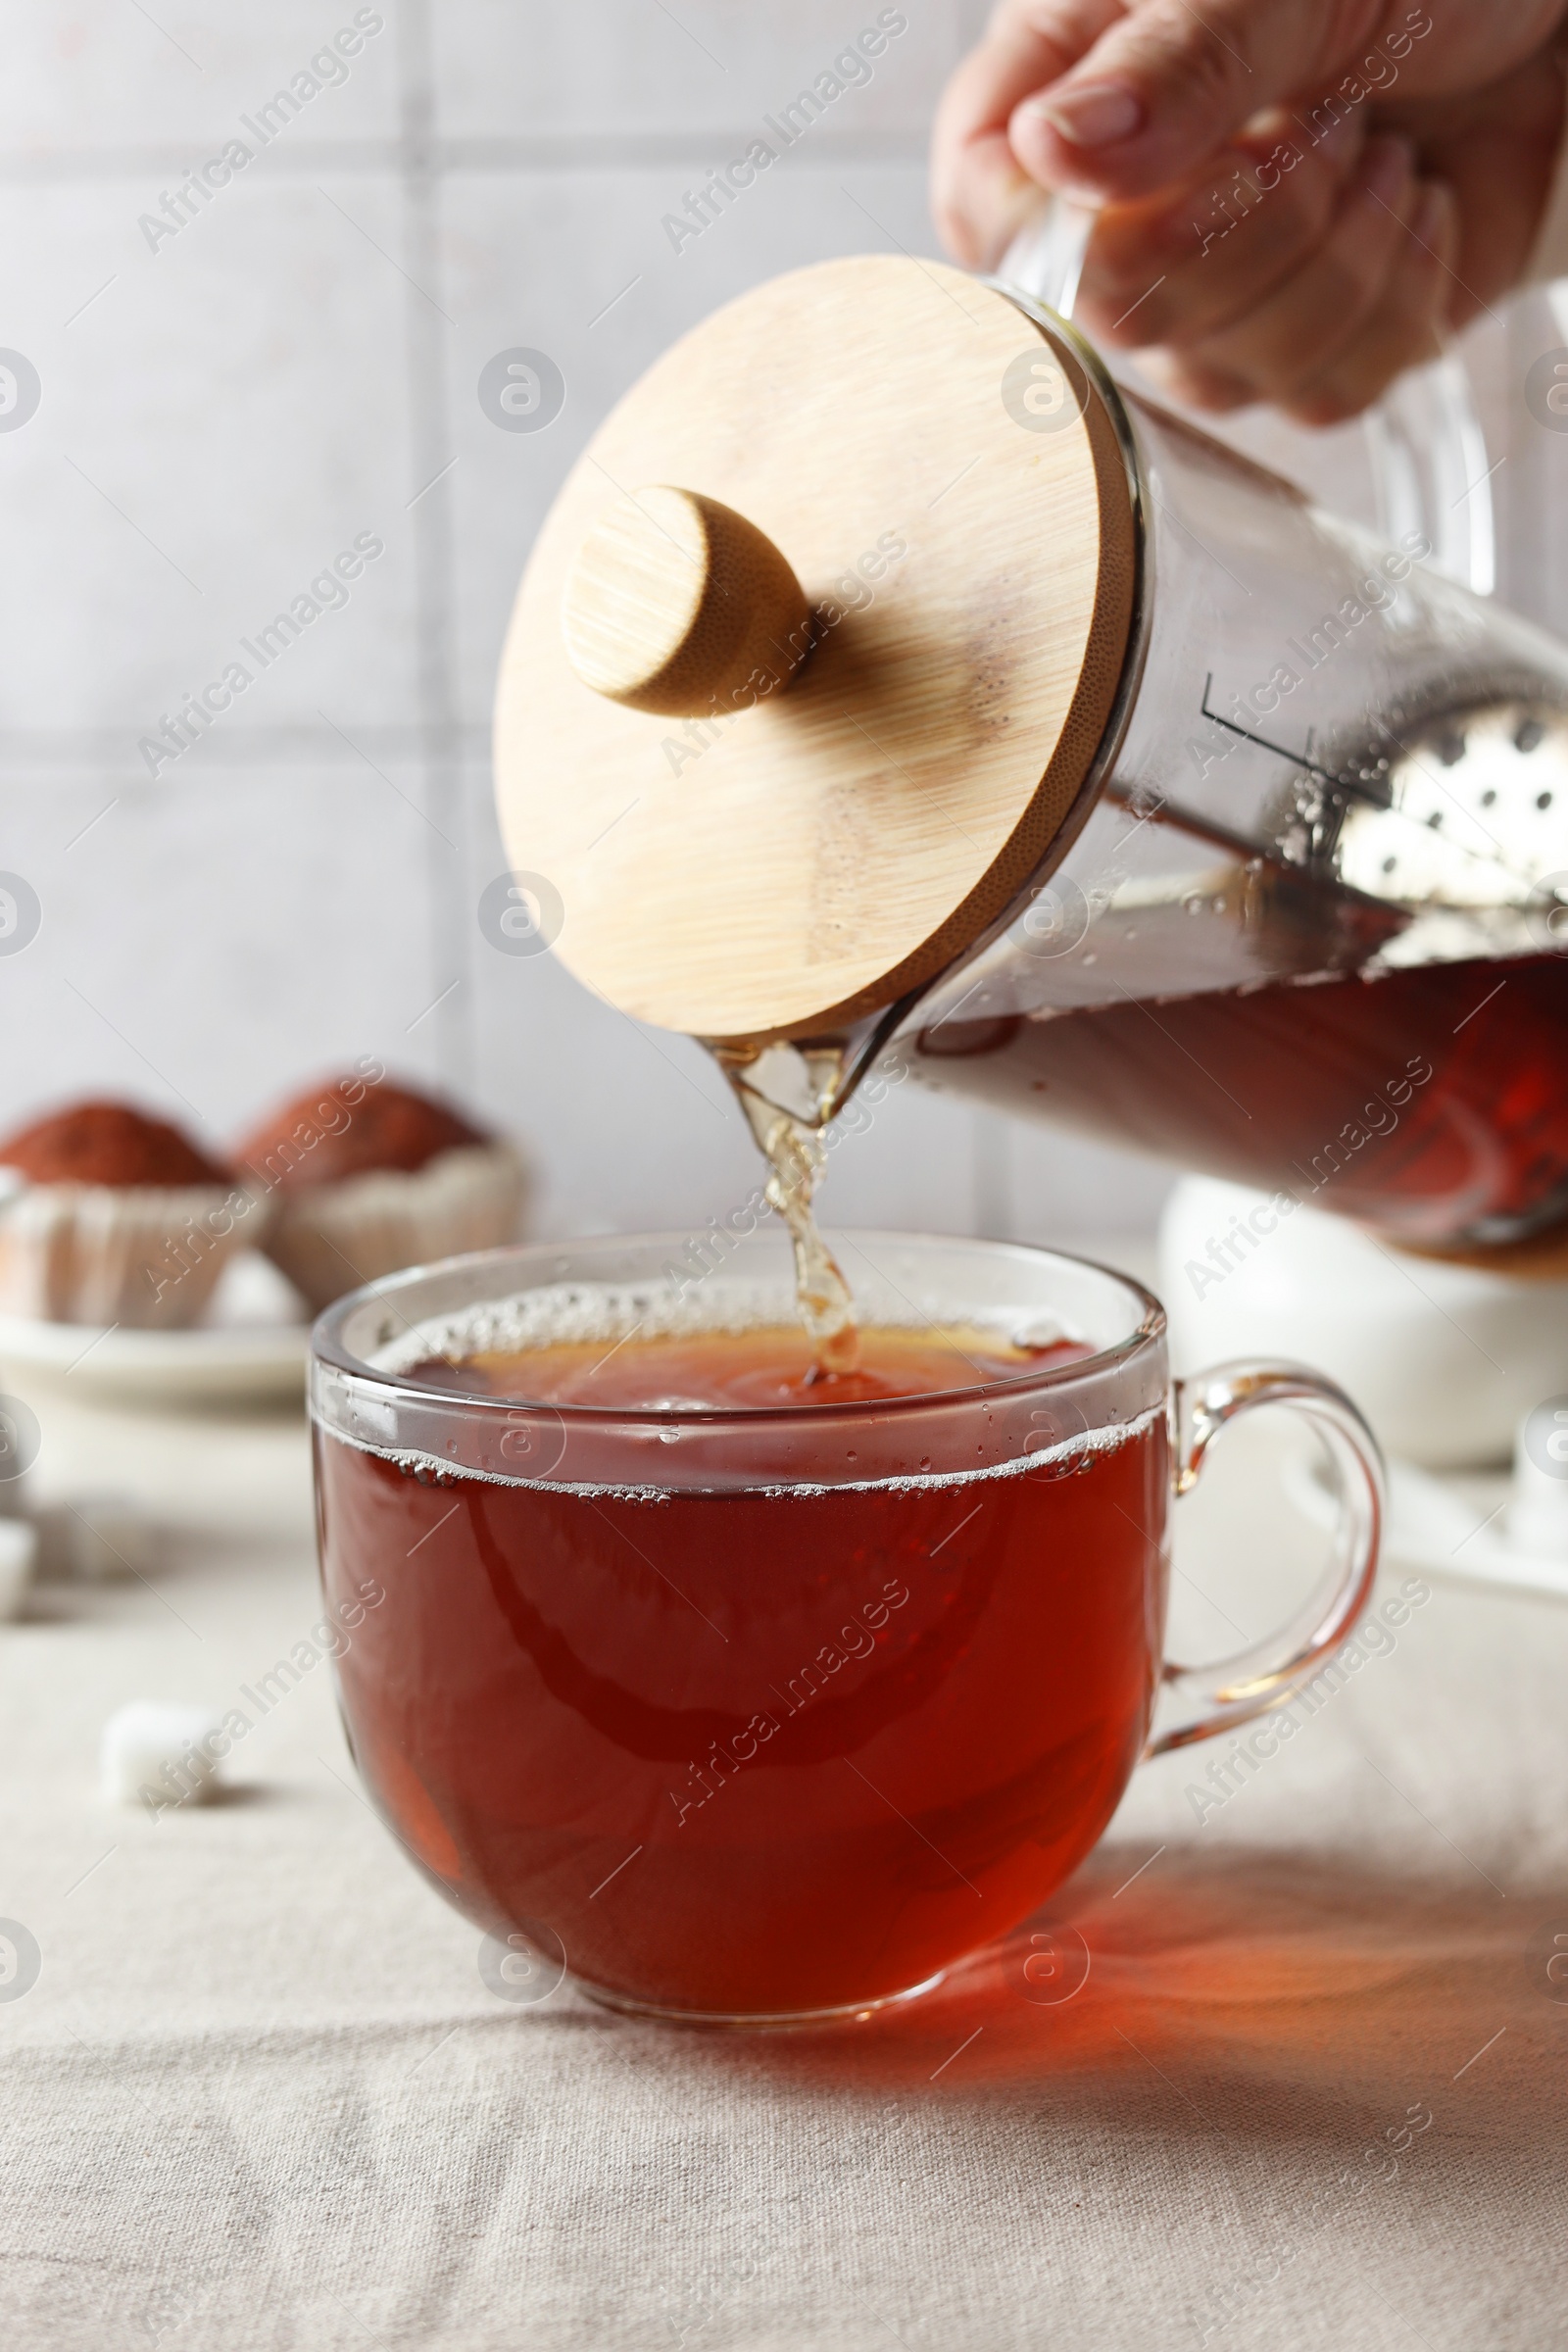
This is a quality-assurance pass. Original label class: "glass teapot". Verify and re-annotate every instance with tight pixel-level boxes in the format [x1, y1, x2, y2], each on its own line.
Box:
[494, 242, 1568, 1263]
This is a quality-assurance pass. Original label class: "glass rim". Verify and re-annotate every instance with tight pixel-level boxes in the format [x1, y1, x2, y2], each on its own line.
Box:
[309, 1229, 1166, 1430]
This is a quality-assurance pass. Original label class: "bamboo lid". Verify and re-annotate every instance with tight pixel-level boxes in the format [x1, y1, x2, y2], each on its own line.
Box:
[494, 255, 1137, 1044]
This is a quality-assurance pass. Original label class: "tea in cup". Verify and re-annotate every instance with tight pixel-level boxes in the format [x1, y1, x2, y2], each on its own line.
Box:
[312, 1229, 1381, 2023]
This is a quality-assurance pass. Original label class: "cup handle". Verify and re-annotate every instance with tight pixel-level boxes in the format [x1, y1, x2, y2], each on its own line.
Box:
[998, 203, 1495, 597]
[1147, 1361, 1386, 1758]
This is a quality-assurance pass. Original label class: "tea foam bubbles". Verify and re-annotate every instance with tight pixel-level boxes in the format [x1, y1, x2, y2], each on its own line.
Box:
[371, 1277, 807, 1373]
[370, 1277, 1073, 1378]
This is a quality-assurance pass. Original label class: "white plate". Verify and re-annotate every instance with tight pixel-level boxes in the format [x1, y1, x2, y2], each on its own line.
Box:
[0, 1252, 310, 1405]
[1284, 1449, 1568, 1603]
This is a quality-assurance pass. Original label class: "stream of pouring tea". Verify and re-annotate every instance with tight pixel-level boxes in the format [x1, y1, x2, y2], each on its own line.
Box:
[734, 1085, 860, 1377]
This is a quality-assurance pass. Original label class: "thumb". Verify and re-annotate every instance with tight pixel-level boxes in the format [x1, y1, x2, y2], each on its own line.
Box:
[1008, 0, 1392, 200]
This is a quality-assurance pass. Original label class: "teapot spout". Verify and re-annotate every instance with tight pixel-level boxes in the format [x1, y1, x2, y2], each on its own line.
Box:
[709, 1015, 906, 1132]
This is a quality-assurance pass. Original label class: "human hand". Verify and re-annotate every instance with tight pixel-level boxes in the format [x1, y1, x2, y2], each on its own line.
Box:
[933, 1, 1568, 422]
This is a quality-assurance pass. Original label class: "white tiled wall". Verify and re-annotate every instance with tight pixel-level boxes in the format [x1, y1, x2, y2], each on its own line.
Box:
[5, 3, 1565, 1250]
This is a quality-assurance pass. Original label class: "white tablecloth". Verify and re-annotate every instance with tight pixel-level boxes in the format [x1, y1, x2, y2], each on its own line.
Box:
[1, 1367, 1565, 2351]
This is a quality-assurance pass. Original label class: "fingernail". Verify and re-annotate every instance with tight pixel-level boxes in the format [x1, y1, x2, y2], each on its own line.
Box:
[1031, 79, 1145, 150]
[1411, 179, 1452, 251]
[1363, 134, 1414, 203]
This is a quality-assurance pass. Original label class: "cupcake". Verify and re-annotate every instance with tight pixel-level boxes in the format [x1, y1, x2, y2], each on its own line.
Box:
[237, 1074, 528, 1311]
[0, 1101, 267, 1328]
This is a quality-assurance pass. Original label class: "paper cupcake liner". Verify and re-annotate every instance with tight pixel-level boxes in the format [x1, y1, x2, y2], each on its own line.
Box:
[262, 1143, 529, 1312]
[0, 1180, 271, 1329]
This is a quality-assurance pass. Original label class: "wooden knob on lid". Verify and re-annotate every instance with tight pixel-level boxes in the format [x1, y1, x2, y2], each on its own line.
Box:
[562, 486, 814, 718]
[496, 256, 1138, 1045]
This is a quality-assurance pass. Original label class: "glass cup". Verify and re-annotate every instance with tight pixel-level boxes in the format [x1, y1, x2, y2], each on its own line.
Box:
[310, 1229, 1382, 2025]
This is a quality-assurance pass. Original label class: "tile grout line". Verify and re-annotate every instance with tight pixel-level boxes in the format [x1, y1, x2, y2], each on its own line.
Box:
[0, 135, 934, 183]
[395, 0, 474, 1099]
